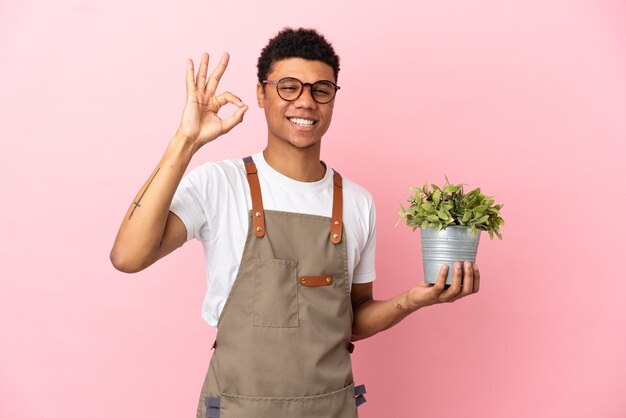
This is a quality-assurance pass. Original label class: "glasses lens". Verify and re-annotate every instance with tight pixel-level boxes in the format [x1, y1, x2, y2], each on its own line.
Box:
[311, 81, 337, 103]
[277, 78, 302, 101]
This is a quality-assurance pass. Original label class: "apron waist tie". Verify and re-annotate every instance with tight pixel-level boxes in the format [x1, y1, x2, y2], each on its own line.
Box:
[205, 396, 220, 418]
[354, 384, 367, 407]
[204, 384, 366, 416]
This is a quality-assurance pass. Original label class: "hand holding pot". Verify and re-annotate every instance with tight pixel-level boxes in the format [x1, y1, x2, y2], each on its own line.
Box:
[408, 261, 480, 308]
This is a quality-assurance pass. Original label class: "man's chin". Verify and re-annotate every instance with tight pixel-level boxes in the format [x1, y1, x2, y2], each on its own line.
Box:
[282, 133, 320, 148]
[289, 139, 321, 150]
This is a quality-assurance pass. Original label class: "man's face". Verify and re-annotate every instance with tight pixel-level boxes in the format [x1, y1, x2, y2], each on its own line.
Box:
[257, 58, 336, 151]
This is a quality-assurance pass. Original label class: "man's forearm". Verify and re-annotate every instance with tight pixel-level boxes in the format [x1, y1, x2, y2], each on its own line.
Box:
[110, 135, 196, 271]
[351, 263, 480, 341]
[351, 291, 418, 341]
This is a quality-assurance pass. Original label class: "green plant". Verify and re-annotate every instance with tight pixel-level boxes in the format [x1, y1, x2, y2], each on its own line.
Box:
[397, 176, 505, 240]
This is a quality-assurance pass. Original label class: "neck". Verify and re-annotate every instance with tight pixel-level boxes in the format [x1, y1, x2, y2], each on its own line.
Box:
[263, 141, 326, 182]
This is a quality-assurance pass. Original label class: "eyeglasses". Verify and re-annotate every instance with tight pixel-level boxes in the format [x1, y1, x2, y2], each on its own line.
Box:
[262, 77, 340, 104]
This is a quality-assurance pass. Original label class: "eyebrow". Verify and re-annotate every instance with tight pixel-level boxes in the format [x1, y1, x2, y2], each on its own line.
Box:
[277, 77, 336, 83]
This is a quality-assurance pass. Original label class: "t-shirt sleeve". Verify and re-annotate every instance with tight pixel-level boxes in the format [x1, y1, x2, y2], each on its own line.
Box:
[169, 168, 208, 242]
[352, 197, 377, 283]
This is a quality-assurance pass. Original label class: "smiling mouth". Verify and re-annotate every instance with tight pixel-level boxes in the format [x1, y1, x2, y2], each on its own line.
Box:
[288, 117, 317, 126]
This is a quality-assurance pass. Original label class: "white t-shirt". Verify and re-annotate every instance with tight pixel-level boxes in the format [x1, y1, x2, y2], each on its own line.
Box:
[170, 151, 377, 327]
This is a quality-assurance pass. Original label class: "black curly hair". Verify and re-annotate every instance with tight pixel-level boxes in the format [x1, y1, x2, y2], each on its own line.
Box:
[257, 27, 340, 87]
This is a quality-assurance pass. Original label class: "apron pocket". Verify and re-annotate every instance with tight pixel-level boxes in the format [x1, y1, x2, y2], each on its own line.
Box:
[253, 258, 299, 328]
[220, 383, 357, 418]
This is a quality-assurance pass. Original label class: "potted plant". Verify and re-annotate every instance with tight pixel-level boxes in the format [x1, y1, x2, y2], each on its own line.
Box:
[396, 176, 505, 284]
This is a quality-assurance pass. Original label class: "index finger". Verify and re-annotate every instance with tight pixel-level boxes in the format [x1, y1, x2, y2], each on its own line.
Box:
[431, 264, 448, 294]
[441, 261, 463, 300]
[205, 52, 230, 95]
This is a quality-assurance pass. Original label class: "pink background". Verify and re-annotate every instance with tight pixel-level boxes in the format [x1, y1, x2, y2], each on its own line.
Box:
[1, 0, 625, 417]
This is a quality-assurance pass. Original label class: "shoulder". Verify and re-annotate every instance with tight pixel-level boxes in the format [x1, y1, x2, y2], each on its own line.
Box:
[184, 157, 246, 187]
[340, 174, 375, 209]
[187, 156, 245, 178]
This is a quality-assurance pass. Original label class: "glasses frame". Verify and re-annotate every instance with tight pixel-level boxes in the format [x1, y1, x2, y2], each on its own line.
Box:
[262, 77, 341, 104]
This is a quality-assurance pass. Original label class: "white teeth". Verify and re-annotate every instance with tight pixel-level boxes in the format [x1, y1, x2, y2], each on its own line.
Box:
[289, 117, 315, 126]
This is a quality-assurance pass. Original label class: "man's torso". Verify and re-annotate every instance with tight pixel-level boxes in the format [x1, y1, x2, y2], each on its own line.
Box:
[170, 150, 377, 326]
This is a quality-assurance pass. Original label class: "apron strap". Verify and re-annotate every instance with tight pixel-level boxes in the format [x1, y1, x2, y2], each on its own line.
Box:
[243, 156, 266, 238]
[329, 166, 343, 245]
[243, 157, 343, 243]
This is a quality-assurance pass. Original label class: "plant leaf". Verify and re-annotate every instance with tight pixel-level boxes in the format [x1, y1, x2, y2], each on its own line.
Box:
[422, 202, 435, 212]
[432, 189, 441, 206]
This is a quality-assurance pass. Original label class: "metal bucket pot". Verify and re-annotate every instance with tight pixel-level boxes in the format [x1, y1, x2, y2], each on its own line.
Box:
[420, 225, 480, 285]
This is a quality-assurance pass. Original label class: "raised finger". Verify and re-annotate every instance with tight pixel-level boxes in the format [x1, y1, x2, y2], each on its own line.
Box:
[441, 261, 462, 300]
[196, 52, 209, 91]
[186, 58, 197, 95]
[473, 264, 480, 293]
[206, 52, 230, 95]
[461, 260, 474, 295]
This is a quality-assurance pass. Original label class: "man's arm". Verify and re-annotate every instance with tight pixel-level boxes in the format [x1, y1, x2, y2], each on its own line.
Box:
[351, 261, 480, 341]
[109, 52, 247, 273]
[109, 139, 195, 272]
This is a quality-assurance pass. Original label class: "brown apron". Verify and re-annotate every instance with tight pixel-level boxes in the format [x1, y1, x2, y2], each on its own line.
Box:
[196, 156, 367, 418]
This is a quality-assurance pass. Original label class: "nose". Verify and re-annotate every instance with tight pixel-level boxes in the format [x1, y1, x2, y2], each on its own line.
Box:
[293, 84, 317, 109]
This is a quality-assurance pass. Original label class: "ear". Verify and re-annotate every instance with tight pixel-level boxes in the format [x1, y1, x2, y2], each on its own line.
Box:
[256, 82, 265, 108]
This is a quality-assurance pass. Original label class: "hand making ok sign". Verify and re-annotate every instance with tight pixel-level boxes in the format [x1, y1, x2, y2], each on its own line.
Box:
[176, 52, 248, 150]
